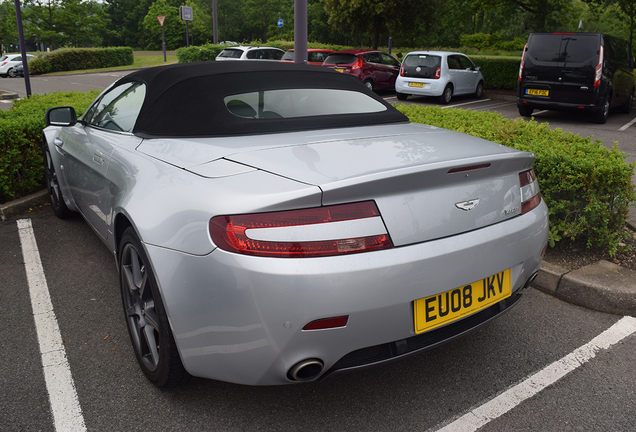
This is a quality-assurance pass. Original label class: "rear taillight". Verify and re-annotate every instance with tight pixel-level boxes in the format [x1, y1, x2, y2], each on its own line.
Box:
[434, 66, 441, 79]
[0, 61, 7, 66]
[519, 43, 527, 82]
[399, 63, 405, 76]
[209, 201, 392, 258]
[352, 57, 363, 70]
[519, 169, 541, 214]
[594, 44, 603, 88]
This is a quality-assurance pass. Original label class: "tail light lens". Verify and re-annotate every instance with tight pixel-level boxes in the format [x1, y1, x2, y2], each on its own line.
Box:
[399, 63, 405, 76]
[519, 169, 541, 214]
[519, 43, 528, 82]
[351, 57, 363, 70]
[594, 44, 603, 87]
[434, 66, 441, 79]
[209, 201, 392, 258]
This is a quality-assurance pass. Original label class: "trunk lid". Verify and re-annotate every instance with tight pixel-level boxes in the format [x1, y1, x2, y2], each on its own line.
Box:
[224, 123, 535, 247]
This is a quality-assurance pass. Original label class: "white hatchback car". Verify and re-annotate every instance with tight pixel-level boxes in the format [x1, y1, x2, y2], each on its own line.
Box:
[0, 53, 34, 78]
[395, 51, 484, 104]
[216, 45, 284, 61]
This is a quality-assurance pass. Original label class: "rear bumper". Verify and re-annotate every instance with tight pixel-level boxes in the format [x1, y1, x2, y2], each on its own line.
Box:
[396, 77, 443, 96]
[517, 97, 604, 113]
[146, 201, 549, 385]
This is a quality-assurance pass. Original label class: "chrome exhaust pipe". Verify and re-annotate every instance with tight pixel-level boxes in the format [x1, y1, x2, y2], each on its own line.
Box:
[288, 359, 324, 382]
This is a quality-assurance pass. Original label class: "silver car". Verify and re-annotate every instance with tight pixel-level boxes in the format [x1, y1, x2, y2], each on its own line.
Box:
[395, 51, 484, 103]
[0, 53, 35, 78]
[43, 61, 548, 387]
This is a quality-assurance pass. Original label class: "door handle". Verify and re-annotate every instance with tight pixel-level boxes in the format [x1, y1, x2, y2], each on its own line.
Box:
[54, 138, 63, 147]
[93, 154, 104, 165]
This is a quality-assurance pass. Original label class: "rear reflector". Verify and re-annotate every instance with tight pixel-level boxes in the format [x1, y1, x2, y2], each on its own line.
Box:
[519, 169, 541, 214]
[303, 316, 349, 331]
[209, 201, 393, 258]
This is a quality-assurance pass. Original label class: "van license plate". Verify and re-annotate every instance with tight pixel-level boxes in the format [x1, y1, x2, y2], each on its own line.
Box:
[526, 89, 549, 96]
[409, 82, 426, 88]
[413, 268, 511, 334]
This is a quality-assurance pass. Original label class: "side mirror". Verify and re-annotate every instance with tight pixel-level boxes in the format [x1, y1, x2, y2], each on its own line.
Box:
[45, 106, 77, 126]
[474, 66, 481, 72]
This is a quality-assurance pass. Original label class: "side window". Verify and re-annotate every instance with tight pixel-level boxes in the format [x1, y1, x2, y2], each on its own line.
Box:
[246, 50, 260, 59]
[364, 53, 381, 64]
[381, 53, 400, 67]
[88, 82, 146, 133]
[459, 56, 475, 70]
[269, 50, 283, 60]
[447, 56, 462, 70]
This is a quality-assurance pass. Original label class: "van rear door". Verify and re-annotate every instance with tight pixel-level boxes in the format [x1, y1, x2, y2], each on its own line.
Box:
[524, 33, 599, 104]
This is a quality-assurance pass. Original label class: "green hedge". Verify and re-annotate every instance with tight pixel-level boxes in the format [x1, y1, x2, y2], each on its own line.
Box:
[472, 57, 520, 90]
[0, 91, 100, 203]
[28, 47, 134, 75]
[395, 104, 636, 253]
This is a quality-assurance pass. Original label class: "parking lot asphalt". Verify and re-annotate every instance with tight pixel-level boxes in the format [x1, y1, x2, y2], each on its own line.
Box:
[2, 189, 635, 319]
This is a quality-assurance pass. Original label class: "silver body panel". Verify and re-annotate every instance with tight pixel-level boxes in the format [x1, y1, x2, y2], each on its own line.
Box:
[43, 119, 548, 385]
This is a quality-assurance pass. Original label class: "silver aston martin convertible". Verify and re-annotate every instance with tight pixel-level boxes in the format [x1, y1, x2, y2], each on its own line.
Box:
[43, 61, 548, 387]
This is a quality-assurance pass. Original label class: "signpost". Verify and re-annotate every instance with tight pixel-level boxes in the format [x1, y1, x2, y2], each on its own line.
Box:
[180, 6, 193, 47]
[157, 15, 166, 62]
[277, 19, 283, 41]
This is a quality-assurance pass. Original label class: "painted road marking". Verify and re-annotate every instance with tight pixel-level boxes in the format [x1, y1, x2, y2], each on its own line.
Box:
[441, 99, 491, 109]
[432, 316, 636, 432]
[17, 219, 86, 432]
[619, 117, 636, 132]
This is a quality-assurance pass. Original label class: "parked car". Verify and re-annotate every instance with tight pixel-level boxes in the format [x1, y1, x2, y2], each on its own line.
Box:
[10, 63, 24, 77]
[517, 32, 635, 123]
[395, 51, 484, 103]
[43, 61, 548, 387]
[216, 45, 284, 61]
[281, 49, 335, 65]
[0, 53, 34, 78]
[322, 49, 401, 91]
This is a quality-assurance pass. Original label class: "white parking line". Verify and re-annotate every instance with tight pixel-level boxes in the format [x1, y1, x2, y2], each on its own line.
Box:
[441, 99, 491, 109]
[472, 102, 516, 111]
[17, 219, 87, 432]
[432, 316, 636, 432]
[619, 117, 636, 132]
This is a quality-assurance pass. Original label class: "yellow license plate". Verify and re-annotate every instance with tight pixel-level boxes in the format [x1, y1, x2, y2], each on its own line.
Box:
[409, 82, 426, 88]
[333, 67, 345, 73]
[414, 268, 511, 334]
[526, 88, 549, 96]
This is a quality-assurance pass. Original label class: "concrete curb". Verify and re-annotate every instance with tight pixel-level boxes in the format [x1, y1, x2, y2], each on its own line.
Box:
[0, 90, 19, 100]
[2, 189, 635, 317]
[0, 189, 48, 221]
[532, 260, 636, 317]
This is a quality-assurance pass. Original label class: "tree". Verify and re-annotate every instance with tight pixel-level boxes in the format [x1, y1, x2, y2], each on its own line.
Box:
[104, 0, 155, 48]
[0, 1, 18, 53]
[584, 0, 636, 54]
[143, 0, 184, 50]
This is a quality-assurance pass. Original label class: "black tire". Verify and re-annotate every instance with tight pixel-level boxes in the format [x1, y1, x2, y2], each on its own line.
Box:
[474, 81, 484, 99]
[593, 97, 610, 124]
[396, 92, 408, 101]
[119, 227, 189, 387]
[8, 68, 17, 78]
[439, 85, 453, 104]
[620, 92, 633, 115]
[43, 145, 72, 218]
[363, 79, 374, 91]
[518, 105, 533, 117]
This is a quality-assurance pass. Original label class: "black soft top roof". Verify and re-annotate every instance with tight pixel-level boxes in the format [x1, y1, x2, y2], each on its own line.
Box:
[116, 61, 408, 138]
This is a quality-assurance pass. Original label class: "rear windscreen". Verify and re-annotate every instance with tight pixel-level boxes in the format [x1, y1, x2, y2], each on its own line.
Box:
[404, 54, 441, 68]
[528, 34, 598, 63]
[218, 49, 243, 59]
[324, 54, 358, 65]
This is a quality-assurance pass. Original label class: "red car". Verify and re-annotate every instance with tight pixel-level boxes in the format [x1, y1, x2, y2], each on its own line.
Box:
[280, 49, 335, 66]
[322, 49, 401, 91]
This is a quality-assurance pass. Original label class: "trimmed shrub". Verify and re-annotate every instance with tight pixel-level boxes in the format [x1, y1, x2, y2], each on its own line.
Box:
[176, 44, 225, 62]
[395, 104, 636, 253]
[28, 47, 134, 75]
[471, 57, 521, 90]
[0, 91, 100, 203]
